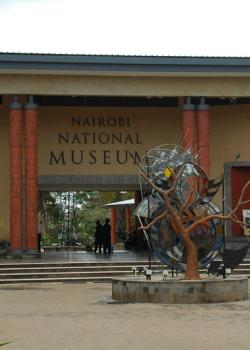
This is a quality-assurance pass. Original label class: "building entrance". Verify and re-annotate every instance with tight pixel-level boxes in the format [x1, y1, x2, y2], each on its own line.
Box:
[38, 190, 138, 253]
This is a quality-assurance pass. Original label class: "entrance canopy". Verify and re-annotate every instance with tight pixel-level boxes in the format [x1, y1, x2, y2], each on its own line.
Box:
[104, 198, 135, 208]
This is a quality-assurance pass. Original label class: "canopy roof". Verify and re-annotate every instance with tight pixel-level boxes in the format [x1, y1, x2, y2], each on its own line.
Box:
[104, 198, 134, 208]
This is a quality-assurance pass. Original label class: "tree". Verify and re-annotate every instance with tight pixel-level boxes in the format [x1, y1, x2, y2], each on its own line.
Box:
[39, 192, 63, 244]
[139, 166, 250, 280]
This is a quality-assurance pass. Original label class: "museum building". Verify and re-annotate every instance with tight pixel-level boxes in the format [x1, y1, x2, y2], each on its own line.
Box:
[0, 53, 250, 255]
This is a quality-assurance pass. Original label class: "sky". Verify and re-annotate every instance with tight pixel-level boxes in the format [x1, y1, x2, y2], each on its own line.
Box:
[0, 0, 250, 57]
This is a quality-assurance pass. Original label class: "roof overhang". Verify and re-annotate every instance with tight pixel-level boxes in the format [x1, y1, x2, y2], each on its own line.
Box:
[2, 53, 250, 96]
[2, 53, 250, 77]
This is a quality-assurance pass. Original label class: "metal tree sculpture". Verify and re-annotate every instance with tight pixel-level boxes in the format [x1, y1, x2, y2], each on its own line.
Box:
[136, 145, 250, 280]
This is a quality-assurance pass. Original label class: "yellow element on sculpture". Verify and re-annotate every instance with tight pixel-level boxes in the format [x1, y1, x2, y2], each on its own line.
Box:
[164, 167, 173, 178]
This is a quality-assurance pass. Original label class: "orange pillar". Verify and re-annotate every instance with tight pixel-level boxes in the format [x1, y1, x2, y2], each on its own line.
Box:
[182, 97, 196, 152]
[25, 96, 38, 254]
[111, 207, 116, 244]
[125, 207, 131, 239]
[197, 98, 210, 175]
[9, 96, 23, 254]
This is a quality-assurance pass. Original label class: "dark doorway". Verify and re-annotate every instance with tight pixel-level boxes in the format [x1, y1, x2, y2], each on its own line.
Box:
[231, 166, 250, 236]
[225, 162, 250, 237]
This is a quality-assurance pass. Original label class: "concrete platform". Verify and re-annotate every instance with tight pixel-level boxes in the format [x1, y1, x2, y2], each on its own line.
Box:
[112, 275, 249, 303]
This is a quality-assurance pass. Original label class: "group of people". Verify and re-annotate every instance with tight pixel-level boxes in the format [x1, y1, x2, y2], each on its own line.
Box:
[94, 218, 112, 254]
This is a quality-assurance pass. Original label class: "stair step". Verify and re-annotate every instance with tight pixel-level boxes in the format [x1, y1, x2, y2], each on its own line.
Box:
[0, 265, 161, 273]
[0, 274, 250, 285]
[0, 276, 113, 284]
[0, 260, 249, 268]
[0, 269, 163, 279]
[0, 261, 161, 269]
[0, 271, 136, 279]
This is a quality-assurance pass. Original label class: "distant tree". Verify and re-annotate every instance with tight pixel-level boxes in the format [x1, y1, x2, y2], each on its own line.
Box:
[38, 191, 134, 247]
[39, 192, 63, 244]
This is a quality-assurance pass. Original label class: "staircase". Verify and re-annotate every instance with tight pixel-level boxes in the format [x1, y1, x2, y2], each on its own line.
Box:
[0, 261, 161, 284]
[0, 260, 249, 284]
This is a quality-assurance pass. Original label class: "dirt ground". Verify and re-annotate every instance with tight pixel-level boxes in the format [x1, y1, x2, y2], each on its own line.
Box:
[0, 282, 250, 350]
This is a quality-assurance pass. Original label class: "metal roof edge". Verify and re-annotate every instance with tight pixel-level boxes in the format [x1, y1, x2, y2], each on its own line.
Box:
[2, 52, 250, 74]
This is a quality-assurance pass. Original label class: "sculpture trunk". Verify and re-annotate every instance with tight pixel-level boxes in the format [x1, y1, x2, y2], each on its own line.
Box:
[165, 204, 201, 280]
[182, 235, 200, 280]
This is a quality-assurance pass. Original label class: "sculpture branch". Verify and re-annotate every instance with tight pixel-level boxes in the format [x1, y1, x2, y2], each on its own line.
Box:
[186, 179, 250, 235]
[181, 188, 194, 213]
[139, 171, 165, 196]
[140, 164, 185, 198]
[139, 210, 168, 231]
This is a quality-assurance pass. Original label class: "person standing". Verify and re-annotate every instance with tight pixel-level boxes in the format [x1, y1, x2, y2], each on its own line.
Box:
[94, 220, 103, 253]
[103, 218, 112, 254]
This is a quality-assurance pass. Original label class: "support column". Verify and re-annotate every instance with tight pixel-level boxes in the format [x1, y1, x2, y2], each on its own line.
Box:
[197, 97, 210, 175]
[182, 97, 196, 152]
[9, 96, 23, 255]
[24, 96, 39, 254]
[125, 207, 131, 239]
[111, 207, 116, 245]
[134, 191, 141, 229]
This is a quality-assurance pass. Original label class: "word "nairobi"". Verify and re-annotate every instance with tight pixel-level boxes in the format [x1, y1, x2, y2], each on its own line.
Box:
[72, 116, 130, 127]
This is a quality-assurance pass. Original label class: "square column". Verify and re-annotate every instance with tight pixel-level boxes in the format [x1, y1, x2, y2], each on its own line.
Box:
[182, 97, 196, 152]
[134, 191, 144, 250]
[111, 207, 116, 244]
[125, 207, 131, 239]
[197, 98, 210, 175]
[24, 96, 39, 254]
[9, 96, 23, 255]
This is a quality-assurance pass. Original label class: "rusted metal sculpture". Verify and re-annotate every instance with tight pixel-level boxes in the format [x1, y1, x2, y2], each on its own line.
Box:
[135, 145, 250, 280]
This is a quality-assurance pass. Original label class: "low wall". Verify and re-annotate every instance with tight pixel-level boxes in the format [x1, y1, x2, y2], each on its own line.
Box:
[112, 276, 249, 303]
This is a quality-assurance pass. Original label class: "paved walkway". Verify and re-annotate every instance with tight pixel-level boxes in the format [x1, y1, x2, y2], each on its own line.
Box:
[0, 282, 249, 350]
[41, 250, 153, 262]
[1, 248, 250, 266]
[0, 250, 156, 264]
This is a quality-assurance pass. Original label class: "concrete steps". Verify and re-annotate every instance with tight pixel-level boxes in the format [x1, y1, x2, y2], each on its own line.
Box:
[0, 260, 249, 284]
[0, 261, 161, 284]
